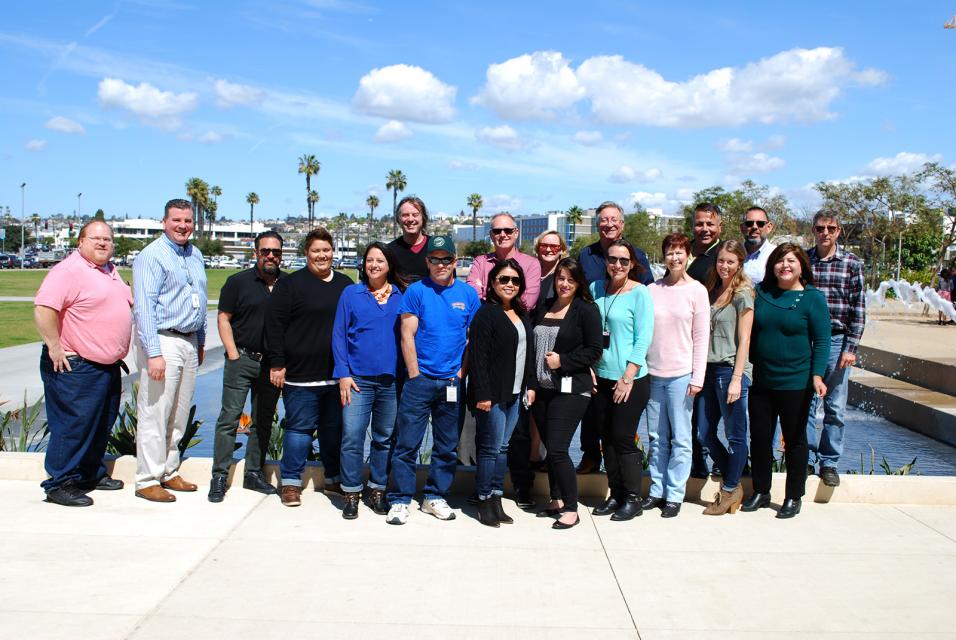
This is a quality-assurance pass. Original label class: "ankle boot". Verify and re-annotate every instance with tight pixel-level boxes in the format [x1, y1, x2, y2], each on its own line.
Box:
[610, 494, 643, 521]
[490, 495, 513, 524]
[593, 493, 623, 516]
[611, 452, 645, 521]
[477, 498, 500, 527]
[741, 492, 771, 512]
[703, 485, 744, 516]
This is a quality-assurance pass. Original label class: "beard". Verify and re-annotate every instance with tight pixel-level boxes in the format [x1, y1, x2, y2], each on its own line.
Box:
[744, 236, 763, 249]
[260, 262, 279, 276]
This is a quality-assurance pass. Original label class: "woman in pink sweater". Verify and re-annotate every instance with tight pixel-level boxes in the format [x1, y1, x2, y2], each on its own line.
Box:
[643, 233, 710, 518]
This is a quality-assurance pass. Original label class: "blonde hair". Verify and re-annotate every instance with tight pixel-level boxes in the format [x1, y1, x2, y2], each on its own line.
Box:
[534, 229, 567, 257]
[706, 239, 753, 306]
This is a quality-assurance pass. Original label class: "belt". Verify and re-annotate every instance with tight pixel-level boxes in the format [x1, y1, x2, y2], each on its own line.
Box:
[238, 346, 264, 362]
[162, 328, 196, 337]
[831, 327, 846, 336]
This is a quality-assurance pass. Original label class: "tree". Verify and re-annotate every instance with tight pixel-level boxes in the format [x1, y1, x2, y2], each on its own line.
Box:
[385, 169, 407, 235]
[916, 162, 956, 285]
[680, 181, 796, 236]
[366, 194, 379, 244]
[298, 154, 321, 230]
[113, 236, 145, 259]
[308, 190, 320, 226]
[566, 205, 584, 245]
[462, 240, 492, 257]
[246, 192, 259, 235]
[93, 209, 105, 221]
[205, 199, 218, 238]
[2, 225, 32, 254]
[31, 214, 40, 244]
[193, 237, 226, 256]
[624, 203, 663, 262]
[466, 193, 483, 241]
[185, 177, 209, 238]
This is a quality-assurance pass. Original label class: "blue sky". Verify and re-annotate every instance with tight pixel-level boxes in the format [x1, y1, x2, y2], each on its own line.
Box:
[1, 1, 953, 222]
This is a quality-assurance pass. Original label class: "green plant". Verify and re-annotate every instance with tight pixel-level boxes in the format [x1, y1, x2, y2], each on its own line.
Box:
[177, 404, 203, 458]
[0, 392, 48, 452]
[267, 413, 285, 462]
[107, 382, 203, 456]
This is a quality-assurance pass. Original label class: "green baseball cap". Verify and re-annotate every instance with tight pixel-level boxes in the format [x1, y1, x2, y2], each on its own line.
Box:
[425, 235, 456, 255]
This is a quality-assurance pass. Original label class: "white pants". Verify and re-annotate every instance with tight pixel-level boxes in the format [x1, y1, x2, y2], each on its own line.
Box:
[135, 332, 199, 489]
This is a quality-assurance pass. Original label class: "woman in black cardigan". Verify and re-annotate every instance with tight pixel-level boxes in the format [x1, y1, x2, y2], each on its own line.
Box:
[531, 258, 603, 529]
[467, 259, 537, 527]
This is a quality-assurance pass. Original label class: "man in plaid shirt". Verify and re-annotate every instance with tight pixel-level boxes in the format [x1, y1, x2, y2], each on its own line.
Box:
[806, 210, 866, 487]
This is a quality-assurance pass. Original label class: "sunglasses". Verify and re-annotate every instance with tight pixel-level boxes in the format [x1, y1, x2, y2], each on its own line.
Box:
[814, 225, 839, 233]
[491, 227, 516, 236]
[427, 256, 455, 265]
[538, 243, 562, 253]
[495, 275, 522, 286]
[743, 220, 768, 228]
[606, 256, 631, 266]
[258, 248, 283, 256]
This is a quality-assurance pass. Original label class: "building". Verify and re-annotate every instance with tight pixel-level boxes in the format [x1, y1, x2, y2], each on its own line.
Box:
[517, 211, 595, 247]
[112, 218, 272, 258]
[646, 208, 684, 233]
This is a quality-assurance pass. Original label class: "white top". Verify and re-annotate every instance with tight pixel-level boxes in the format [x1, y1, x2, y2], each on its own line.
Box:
[743, 240, 776, 285]
[512, 320, 527, 394]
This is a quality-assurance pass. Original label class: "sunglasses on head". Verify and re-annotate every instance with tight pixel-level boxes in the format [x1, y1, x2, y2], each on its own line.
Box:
[815, 225, 839, 233]
[258, 248, 282, 256]
[744, 220, 768, 228]
[491, 227, 516, 236]
[606, 256, 631, 266]
[427, 256, 455, 265]
[495, 275, 522, 286]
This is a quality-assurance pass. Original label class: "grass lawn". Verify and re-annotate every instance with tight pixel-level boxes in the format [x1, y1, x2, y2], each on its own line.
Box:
[0, 303, 40, 348]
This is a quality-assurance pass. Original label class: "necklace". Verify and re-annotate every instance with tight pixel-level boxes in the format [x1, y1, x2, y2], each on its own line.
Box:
[370, 283, 391, 303]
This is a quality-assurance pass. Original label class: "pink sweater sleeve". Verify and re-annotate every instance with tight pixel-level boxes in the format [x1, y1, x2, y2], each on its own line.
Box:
[690, 282, 710, 388]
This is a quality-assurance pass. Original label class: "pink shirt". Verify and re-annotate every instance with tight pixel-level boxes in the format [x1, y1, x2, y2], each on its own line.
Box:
[35, 251, 133, 364]
[646, 278, 710, 387]
[466, 250, 541, 310]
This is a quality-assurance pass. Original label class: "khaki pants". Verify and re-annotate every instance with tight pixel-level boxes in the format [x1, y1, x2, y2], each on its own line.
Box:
[135, 332, 199, 489]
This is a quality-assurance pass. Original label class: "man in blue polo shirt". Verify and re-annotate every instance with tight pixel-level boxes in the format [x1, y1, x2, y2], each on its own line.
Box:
[386, 235, 480, 525]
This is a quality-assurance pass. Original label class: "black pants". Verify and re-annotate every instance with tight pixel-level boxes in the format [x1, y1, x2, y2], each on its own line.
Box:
[579, 407, 602, 465]
[586, 376, 650, 494]
[506, 407, 533, 492]
[749, 385, 813, 500]
[531, 390, 591, 511]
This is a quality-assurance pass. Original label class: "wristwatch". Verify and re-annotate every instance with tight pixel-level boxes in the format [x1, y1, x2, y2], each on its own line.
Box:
[619, 375, 633, 385]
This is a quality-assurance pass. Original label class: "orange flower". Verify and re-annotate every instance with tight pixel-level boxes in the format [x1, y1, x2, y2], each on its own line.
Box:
[237, 413, 251, 434]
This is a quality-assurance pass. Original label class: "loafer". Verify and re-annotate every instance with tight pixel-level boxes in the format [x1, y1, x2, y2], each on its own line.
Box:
[280, 485, 302, 507]
[593, 495, 623, 517]
[741, 492, 771, 512]
[161, 476, 197, 492]
[640, 496, 665, 511]
[45, 482, 94, 507]
[364, 488, 389, 515]
[575, 457, 601, 474]
[776, 498, 802, 519]
[660, 501, 681, 518]
[820, 467, 840, 487]
[513, 488, 535, 510]
[243, 472, 277, 495]
[208, 475, 227, 503]
[93, 476, 124, 491]
[136, 485, 176, 502]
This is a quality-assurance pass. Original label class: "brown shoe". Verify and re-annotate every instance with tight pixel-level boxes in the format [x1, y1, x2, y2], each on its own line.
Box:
[161, 476, 198, 492]
[322, 481, 343, 495]
[575, 457, 601, 475]
[703, 485, 743, 516]
[281, 485, 302, 507]
[136, 485, 176, 503]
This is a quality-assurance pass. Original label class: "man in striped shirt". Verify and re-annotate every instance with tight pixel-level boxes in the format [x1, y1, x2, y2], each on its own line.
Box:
[806, 210, 866, 488]
[132, 199, 208, 502]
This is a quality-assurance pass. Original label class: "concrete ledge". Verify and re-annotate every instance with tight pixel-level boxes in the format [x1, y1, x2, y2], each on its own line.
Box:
[858, 344, 956, 396]
[850, 369, 956, 447]
[5, 451, 956, 505]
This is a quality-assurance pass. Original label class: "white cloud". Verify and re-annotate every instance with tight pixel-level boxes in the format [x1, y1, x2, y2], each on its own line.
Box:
[861, 151, 943, 176]
[484, 193, 523, 213]
[473, 51, 584, 120]
[728, 152, 785, 174]
[97, 77, 198, 129]
[25, 139, 47, 151]
[214, 79, 264, 108]
[197, 131, 224, 144]
[629, 191, 670, 208]
[610, 165, 661, 183]
[717, 138, 752, 153]
[373, 120, 412, 143]
[475, 125, 524, 150]
[763, 134, 786, 150]
[573, 130, 603, 146]
[352, 64, 456, 124]
[449, 159, 478, 171]
[44, 116, 86, 134]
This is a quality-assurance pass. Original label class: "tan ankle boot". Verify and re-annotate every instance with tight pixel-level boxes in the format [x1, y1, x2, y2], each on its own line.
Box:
[703, 485, 744, 515]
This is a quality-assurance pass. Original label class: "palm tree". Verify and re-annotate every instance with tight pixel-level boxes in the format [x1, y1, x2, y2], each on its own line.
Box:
[466, 193, 483, 242]
[298, 154, 321, 230]
[31, 213, 40, 244]
[185, 177, 209, 237]
[385, 169, 407, 236]
[566, 205, 584, 245]
[246, 192, 259, 235]
[308, 190, 320, 228]
[366, 194, 380, 244]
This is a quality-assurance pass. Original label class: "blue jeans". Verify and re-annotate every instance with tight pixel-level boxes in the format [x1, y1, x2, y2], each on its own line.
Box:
[280, 384, 341, 487]
[39, 348, 121, 491]
[806, 335, 850, 470]
[387, 375, 460, 505]
[646, 373, 694, 503]
[340, 374, 397, 493]
[474, 394, 521, 499]
[695, 365, 750, 490]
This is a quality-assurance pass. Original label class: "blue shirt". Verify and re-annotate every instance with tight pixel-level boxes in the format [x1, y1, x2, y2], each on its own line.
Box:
[579, 241, 654, 286]
[332, 282, 404, 379]
[400, 278, 480, 379]
[590, 281, 654, 380]
[133, 233, 208, 357]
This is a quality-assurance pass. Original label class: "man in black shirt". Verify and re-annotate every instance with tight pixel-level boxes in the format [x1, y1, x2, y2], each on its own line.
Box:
[386, 195, 430, 282]
[208, 231, 285, 502]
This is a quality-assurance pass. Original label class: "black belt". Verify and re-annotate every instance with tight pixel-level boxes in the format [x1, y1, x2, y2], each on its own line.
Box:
[163, 328, 196, 337]
[831, 327, 846, 336]
[238, 346, 264, 362]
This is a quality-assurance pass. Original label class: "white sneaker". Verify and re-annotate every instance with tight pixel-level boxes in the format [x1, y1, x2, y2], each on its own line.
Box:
[421, 498, 456, 521]
[386, 503, 409, 525]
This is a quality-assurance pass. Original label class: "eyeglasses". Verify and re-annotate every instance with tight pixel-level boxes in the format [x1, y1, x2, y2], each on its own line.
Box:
[495, 275, 522, 286]
[427, 256, 455, 266]
[258, 248, 283, 256]
[744, 220, 768, 228]
[606, 256, 631, 266]
[815, 225, 838, 233]
[538, 243, 562, 253]
[84, 236, 113, 244]
[491, 227, 516, 236]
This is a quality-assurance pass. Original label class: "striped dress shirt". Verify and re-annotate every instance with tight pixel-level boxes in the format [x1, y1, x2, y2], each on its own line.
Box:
[133, 233, 208, 357]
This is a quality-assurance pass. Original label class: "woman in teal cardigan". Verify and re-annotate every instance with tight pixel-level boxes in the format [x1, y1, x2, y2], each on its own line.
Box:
[743, 242, 830, 519]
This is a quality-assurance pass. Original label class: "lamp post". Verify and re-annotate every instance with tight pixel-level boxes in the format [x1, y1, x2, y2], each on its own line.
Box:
[20, 182, 26, 270]
[77, 192, 82, 219]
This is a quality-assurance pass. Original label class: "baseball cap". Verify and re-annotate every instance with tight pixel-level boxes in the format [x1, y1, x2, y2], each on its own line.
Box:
[425, 235, 456, 256]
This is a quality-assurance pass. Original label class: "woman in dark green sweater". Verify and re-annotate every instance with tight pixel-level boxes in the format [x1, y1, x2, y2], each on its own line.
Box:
[742, 243, 830, 519]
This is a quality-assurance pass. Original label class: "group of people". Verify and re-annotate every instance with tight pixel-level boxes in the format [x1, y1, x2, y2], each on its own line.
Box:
[35, 194, 865, 526]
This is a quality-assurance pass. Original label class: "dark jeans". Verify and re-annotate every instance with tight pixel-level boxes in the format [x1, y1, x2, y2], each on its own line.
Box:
[340, 374, 397, 492]
[696, 365, 750, 490]
[586, 376, 650, 495]
[279, 384, 341, 487]
[749, 385, 813, 500]
[531, 389, 591, 512]
[474, 394, 521, 498]
[39, 347, 121, 491]
[387, 375, 461, 505]
[212, 352, 281, 477]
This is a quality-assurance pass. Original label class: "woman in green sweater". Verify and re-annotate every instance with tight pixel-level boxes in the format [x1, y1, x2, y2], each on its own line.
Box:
[743, 243, 830, 519]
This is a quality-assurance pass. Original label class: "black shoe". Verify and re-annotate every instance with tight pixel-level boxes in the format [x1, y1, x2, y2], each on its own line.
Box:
[491, 495, 513, 524]
[820, 467, 840, 487]
[478, 498, 500, 527]
[710, 465, 722, 477]
[243, 472, 277, 495]
[807, 465, 816, 476]
[776, 498, 802, 519]
[689, 464, 710, 479]
[660, 501, 681, 518]
[514, 487, 535, 510]
[467, 491, 480, 505]
[640, 496, 665, 511]
[208, 475, 227, 503]
[45, 482, 94, 507]
[364, 488, 389, 515]
[536, 507, 562, 518]
[610, 494, 643, 521]
[342, 492, 360, 520]
[576, 457, 601, 474]
[593, 495, 623, 516]
[552, 513, 580, 530]
[741, 492, 771, 512]
[93, 476, 124, 491]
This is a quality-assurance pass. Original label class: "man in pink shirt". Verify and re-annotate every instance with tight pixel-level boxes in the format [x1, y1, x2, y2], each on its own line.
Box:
[34, 220, 133, 507]
[466, 212, 541, 309]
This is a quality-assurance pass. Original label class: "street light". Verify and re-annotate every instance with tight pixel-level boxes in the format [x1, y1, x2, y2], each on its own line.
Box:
[20, 182, 26, 270]
[77, 192, 82, 219]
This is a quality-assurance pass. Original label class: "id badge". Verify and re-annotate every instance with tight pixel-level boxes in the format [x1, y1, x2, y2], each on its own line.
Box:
[560, 376, 573, 394]
[602, 330, 611, 349]
[191, 293, 200, 309]
[446, 384, 458, 403]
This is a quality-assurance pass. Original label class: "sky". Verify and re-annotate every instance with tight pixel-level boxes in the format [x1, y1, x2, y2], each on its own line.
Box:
[1, 1, 954, 223]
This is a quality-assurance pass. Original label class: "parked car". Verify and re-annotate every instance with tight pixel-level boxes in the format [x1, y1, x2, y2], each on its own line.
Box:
[0, 254, 21, 269]
[21, 256, 37, 269]
[455, 257, 473, 279]
[340, 257, 359, 270]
